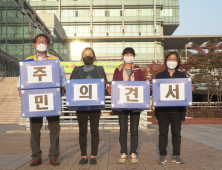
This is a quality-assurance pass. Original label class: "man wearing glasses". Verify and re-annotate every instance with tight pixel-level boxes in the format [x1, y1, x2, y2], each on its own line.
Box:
[16, 34, 66, 166]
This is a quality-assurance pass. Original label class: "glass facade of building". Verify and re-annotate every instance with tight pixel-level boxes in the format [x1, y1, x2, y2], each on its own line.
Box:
[0, 0, 179, 68]
[0, 0, 70, 77]
[29, 0, 179, 63]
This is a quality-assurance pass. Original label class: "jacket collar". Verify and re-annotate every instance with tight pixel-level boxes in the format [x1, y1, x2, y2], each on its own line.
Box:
[163, 69, 179, 77]
[117, 63, 140, 72]
[36, 52, 51, 60]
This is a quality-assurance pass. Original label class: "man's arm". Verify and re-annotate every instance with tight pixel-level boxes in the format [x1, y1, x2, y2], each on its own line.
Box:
[59, 62, 66, 95]
[59, 62, 66, 87]
[16, 76, 21, 98]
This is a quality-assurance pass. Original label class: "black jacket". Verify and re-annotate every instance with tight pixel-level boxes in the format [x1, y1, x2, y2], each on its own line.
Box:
[70, 65, 108, 84]
[154, 69, 186, 121]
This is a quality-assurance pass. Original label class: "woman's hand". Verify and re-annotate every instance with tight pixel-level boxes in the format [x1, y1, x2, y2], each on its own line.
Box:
[105, 83, 109, 91]
[61, 86, 66, 96]
[111, 110, 115, 114]
[18, 87, 21, 98]
[192, 84, 195, 92]
[107, 85, 111, 95]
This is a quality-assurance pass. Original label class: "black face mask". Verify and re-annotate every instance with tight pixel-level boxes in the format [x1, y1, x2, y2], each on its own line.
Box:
[83, 56, 94, 65]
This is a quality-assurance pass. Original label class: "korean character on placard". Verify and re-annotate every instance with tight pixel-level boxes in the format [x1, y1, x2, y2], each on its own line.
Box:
[73, 83, 98, 101]
[165, 84, 179, 99]
[79, 85, 92, 99]
[125, 87, 138, 102]
[27, 65, 53, 84]
[35, 95, 49, 110]
[29, 93, 54, 112]
[119, 85, 144, 104]
[33, 66, 47, 81]
[160, 83, 185, 101]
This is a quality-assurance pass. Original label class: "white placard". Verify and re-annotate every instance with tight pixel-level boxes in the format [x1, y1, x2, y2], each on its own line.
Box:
[160, 83, 185, 101]
[27, 65, 52, 83]
[73, 84, 98, 101]
[119, 86, 144, 104]
[29, 93, 54, 112]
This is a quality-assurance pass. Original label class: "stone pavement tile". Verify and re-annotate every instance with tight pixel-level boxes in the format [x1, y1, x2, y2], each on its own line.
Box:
[212, 168, 222, 170]
[34, 167, 46, 170]
[1, 129, 222, 170]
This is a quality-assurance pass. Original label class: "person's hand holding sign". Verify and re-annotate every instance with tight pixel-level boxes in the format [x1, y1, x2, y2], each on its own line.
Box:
[107, 85, 111, 95]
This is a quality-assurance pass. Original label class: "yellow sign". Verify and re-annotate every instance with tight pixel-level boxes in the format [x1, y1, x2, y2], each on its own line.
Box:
[61, 61, 123, 74]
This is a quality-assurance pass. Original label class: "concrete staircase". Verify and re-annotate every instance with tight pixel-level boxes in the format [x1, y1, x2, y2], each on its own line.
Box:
[0, 77, 26, 124]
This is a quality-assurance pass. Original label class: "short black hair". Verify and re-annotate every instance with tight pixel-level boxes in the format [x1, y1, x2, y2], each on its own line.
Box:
[33, 34, 50, 45]
[164, 51, 181, 69]
[122, 47, 136, 56]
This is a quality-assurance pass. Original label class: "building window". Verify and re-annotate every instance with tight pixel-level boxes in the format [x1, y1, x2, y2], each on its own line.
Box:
[13, 27, 18, 35]
[75, 11, 78, 17]
[105, 10, 110, 17]
[136, 10, 141, 16]
[42, 10, 46, 13]
[0, 27, 3, 36]
[15, 11, 19, 17]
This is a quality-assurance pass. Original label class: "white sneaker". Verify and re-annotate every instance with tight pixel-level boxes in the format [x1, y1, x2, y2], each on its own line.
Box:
[118, 153, 128, 164]
[130, 153, 138, 164]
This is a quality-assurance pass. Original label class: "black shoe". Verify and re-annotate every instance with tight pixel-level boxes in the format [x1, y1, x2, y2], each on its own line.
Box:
[90, 158, 97, 165]
[79, 158, 88, 164]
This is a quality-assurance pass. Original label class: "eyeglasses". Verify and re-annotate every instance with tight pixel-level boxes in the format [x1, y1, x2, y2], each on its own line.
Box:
[167, 58, 177, 61]
[36, 41, 47, 45]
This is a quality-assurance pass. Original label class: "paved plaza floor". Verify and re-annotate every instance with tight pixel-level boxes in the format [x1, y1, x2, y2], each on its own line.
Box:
[0, 125, 222, 170]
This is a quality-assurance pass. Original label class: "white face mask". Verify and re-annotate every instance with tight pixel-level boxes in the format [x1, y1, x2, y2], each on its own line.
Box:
[124, 56, 135, 64]
[167, 61, 178, 70]
[36, 43, 48, 52]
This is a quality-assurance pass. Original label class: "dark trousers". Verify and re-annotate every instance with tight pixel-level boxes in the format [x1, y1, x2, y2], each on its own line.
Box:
[76, 111, 101, 156]
[118, 111, 140, 155]
[30, 116, 60, 160]
[158, 112, 181, 156]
